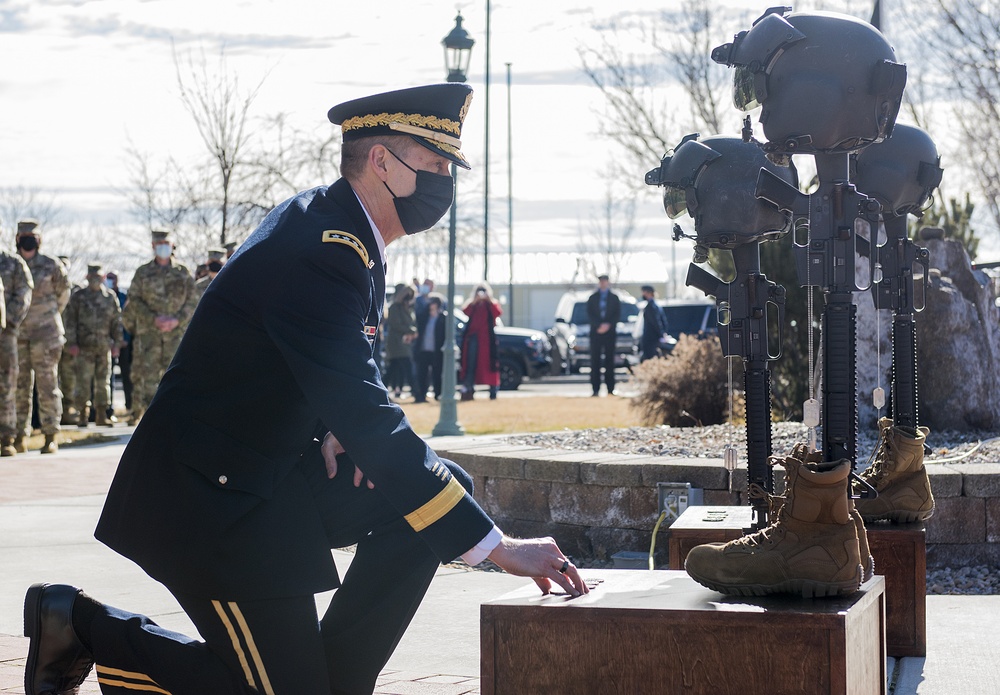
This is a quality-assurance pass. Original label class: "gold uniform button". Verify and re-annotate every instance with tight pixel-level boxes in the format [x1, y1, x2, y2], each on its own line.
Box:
[218, 475, 228, 485]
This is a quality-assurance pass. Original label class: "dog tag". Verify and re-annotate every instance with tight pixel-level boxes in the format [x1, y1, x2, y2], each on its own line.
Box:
[873, 387, 886, 409]
[803, 398, 820, 427]
[724, 445, 738, 494]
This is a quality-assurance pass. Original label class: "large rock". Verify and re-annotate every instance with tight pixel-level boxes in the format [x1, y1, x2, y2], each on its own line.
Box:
[915, 238, 1000, 430]
[854, 236, 1000, 432]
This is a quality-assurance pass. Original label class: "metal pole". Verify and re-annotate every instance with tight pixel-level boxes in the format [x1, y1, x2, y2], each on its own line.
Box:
[506, 62, 513, 323]
[433, 163, 465, 436]
[483, 0, 491, 283]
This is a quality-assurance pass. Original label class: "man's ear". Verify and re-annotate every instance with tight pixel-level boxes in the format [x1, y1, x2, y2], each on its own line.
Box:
[369, 145, 390, 181]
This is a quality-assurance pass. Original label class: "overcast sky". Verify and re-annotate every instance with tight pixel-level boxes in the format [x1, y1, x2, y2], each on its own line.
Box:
[2, 0, 928, 287]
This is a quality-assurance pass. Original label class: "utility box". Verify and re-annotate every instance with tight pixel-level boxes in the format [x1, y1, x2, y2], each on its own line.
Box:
[656, 482, 703, 523]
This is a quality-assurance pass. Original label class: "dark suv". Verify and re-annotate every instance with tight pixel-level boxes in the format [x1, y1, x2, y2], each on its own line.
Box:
[454, 309, 552, 390]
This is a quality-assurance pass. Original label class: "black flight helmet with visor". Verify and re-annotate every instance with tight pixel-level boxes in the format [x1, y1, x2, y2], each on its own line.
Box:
[851, 123, 943, 219]
[711, 8, 907, 155]
[645, 133, 796, 248]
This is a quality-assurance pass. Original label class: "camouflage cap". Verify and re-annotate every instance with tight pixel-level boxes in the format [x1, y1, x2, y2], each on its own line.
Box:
[87, 263, 104, 276]
[17, 219, 40, 236]
[151, 229, 171, 243]
[206, 247, 226, 261]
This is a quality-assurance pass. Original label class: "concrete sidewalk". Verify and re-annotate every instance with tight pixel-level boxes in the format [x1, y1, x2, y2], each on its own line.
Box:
[2, 431, 999, 694]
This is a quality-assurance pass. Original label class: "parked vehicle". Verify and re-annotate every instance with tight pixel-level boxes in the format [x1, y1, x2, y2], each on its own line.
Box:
[454, 308, 552, 390]
[547, 290, 639, 374]
[630, 299, 718, 359]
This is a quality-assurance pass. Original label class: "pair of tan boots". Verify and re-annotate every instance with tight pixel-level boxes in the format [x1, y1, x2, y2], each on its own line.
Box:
[685, 419, 935, 598]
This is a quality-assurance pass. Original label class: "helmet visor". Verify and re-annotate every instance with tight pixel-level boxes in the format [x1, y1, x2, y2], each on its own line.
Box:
[663, 186, 688, 219]
[733, 66, 762, 111]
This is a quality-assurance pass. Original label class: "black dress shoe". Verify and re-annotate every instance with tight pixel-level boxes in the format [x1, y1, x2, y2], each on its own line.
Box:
[24, 583, 95, 695]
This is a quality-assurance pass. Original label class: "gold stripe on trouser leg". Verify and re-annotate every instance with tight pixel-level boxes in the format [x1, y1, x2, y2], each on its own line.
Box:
[212, 600, 258, 691]
[227, 601, 276, 695]
[95, 665, 171, 694]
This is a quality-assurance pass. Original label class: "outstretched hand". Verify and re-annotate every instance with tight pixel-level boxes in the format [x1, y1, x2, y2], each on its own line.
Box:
[487, 535, 589, 598]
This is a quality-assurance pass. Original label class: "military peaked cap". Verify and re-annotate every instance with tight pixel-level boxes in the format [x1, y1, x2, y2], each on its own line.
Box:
[206, 247, 226, 261]
[87, 263, 104, 276]
[328, 83, 473, 170]
[151, 230, 171, 243]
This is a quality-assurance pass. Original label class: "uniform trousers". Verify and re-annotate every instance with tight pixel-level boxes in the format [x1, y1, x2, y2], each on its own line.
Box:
[0, 332, 19, 437]
[73, 347, 112, 413]
[15, 337, 63, 436]
[86, 449, 467, 695]
[131, 330, 184, 415]
[589, 330, 617, 395]
[413, 349, 442, 401]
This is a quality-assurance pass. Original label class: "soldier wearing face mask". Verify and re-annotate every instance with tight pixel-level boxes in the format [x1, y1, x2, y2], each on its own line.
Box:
[22, 85, 586, 695]
[121, 230, 198, 425]
[64, 264, 123, 427]
[194, 247, 226, 300]
[0, 231, 33, 456]
[13, 220, 70, 454]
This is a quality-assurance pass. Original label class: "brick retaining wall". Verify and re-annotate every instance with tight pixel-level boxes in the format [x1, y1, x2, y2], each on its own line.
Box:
[432, 436, 1000, 569]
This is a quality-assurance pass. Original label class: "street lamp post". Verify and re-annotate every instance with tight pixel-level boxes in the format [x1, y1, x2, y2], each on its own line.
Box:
[433, 13, 475, 438]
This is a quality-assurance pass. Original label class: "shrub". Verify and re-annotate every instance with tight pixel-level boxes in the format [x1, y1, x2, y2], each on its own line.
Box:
[630, 334, 739, 427]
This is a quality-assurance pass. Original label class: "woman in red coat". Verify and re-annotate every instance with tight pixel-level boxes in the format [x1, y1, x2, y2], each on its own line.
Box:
[459, 282, 502, 400]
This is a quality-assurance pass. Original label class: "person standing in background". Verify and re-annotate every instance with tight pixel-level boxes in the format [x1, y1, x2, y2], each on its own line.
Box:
[104, 272, 132, 415]
[385, 283, 417, 399]
[122, 229, 198, 425]
[459, 282, 502, 400]
[586, 274, 621, 397]
[413, 293, 446, 403]
[0, 238, 33, 456]
[639, 285, 670, 362]
[14, 220, 69, 453]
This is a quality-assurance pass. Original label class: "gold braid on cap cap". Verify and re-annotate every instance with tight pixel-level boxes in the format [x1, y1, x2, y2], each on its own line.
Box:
[341, 111, 461, 137]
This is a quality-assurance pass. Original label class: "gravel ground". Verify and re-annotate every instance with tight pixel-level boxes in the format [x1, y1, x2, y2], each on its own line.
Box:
[507, 421, 1000, 465]
[503, 423, 1000, 595]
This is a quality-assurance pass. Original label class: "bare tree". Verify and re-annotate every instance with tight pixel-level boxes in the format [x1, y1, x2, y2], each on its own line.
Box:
[0, 185, 63, 244]
[576, 170, 638, 283]
[578, 0, 736, 185]
[928, 0, 1000, 237]
[173, 44, 265, 247]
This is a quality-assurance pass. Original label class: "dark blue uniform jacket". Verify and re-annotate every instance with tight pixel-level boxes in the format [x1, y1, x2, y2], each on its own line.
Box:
[95, 178, 494, 600]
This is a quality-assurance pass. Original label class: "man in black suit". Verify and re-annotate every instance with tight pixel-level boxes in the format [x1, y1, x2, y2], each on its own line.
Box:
[586, 274, 621, 396]
[23, 84, 586, 695]
[413, 293, 446, 402]
[640, 285, 670, 362]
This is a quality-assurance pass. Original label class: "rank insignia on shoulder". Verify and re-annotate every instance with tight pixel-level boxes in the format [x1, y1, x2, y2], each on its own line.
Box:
[322, 230, 371, 268]
[364, 325, 377, 338]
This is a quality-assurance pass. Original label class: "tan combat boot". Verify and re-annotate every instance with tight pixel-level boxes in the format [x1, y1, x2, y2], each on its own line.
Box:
[40, 434, 58, 454]
[1, 436, 16, 457]
[789, 444, 874, 583]
[78, 409, 90, 428]
[685, 451, 863, 598]
[13, 435, 27, 453]
[855, 417, 934, 523]
[95, 410, 116, 427]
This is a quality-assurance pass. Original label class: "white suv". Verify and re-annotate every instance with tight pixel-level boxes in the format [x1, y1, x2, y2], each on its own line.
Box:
[548, 290, 639, 374]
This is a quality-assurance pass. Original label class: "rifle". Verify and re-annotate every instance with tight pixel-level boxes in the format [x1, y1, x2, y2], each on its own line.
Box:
[686, 243, 785, 531]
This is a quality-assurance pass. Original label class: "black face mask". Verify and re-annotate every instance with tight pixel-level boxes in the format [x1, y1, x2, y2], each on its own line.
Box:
[17, 236, 38, 252]
[383, 148, 454, 235]
[207, 261, 223, 273]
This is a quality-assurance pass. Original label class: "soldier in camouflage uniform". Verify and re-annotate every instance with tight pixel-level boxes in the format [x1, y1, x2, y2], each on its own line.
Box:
[122, 230, 198, 425]
[194, 247, 226, 300]
[58, 257, 83, 425]
[0, 245, 33, 456]
[14, 220, 70, 454]
[65, 263, 123, 427]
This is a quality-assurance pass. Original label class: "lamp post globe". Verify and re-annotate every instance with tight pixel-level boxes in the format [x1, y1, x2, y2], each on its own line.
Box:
[434, 14, 474, 437]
